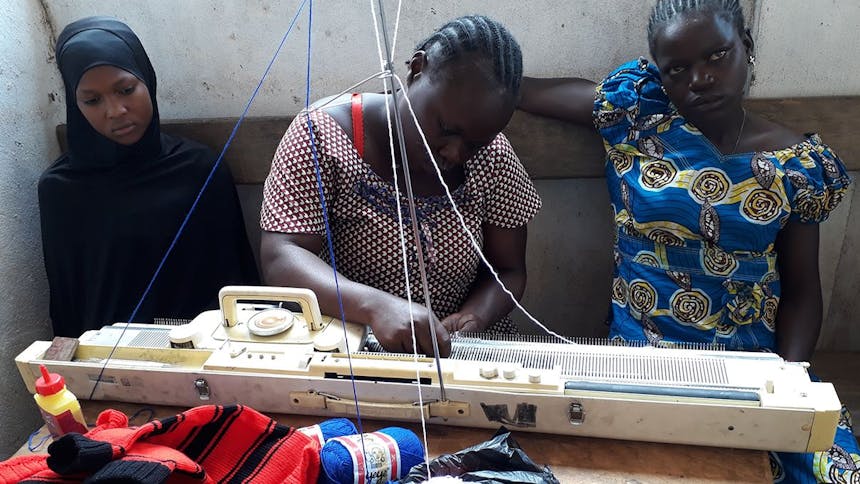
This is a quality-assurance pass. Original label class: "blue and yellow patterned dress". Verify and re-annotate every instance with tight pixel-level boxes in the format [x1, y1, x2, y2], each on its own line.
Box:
[595, 58, 858, 483]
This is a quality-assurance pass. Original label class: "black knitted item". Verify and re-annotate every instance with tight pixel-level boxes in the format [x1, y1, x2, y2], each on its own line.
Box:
[84, 459, 171, 483]
[46, 433, 114, 474]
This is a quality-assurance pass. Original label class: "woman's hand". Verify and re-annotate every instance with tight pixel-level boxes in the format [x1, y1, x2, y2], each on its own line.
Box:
[262, 232, 451, 357]
[440, 312, 486, 334]
[368, 296, 452, 357]
[443, 224, 528, 336]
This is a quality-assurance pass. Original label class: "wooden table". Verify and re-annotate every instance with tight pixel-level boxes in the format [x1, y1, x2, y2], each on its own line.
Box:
[15, 401, 771, 483]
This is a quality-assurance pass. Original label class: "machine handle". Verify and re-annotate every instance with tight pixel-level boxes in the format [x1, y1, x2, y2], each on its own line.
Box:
[289, 391, 469, 419]
[219, 286, 324, 330]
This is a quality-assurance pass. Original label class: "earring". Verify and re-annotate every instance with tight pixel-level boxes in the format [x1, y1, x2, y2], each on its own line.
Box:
[746, 54, 757, 89]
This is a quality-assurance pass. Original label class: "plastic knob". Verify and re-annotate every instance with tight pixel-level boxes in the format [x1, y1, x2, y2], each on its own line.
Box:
[479, 366, 499, 379]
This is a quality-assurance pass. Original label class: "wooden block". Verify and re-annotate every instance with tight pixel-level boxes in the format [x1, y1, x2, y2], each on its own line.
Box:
[42, 337, 79, 361]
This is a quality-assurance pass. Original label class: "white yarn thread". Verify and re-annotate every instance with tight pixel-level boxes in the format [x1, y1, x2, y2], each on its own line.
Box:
[369, 0, 432, 477]
[390, 73, 576, 345]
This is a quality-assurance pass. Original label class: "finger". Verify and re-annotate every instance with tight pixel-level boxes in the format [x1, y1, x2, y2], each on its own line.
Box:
[440, 317, 458, 333]
[418, 310, 452, 357]
[436, 321, 452, 357]
[416, 327, 433, 357]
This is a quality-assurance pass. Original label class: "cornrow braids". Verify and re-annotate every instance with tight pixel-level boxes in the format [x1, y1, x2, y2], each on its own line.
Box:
[648, 0, 746, 55]
[413, 15, 522, 96]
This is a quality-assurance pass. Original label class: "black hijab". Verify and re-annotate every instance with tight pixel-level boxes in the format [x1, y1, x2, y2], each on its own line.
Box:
[39, 17, 259, 337]
[56, 16, 162, 169]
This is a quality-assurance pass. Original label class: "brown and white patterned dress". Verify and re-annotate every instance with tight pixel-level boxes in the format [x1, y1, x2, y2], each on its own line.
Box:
[261, 108, 541, 332]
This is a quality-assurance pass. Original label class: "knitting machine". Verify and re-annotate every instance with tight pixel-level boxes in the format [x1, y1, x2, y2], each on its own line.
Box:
[16, 286, 841, 453]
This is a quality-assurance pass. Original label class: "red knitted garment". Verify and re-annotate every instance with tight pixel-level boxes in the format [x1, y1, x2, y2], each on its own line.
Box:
[0, 405, 320, 483]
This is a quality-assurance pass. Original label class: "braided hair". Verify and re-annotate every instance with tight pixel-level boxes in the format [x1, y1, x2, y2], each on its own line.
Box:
[648, 0, 746, 55]
[413, 15, 522, 97]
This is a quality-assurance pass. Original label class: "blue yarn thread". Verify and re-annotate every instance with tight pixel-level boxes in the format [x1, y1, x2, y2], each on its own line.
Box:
[128, 407, 156, 425]
[320, 427, 424, 484]
[302, 0, 367, 448]
[88, 0, 309, 401]
[299, 418, 357, 447]
[28, 428, 51, 452]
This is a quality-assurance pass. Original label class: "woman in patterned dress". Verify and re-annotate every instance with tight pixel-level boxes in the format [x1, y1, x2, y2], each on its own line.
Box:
[518, 0, 857, 481]
[260, 16, 541, 356]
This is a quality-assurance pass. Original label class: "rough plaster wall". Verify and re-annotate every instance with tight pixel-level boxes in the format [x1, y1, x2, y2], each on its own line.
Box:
[750, 0, 860, 97]
[40, 0, 642, 119]
[0, 0, 64, 457]
[514, 179, 615, 336]
[43, 0, 755, 120]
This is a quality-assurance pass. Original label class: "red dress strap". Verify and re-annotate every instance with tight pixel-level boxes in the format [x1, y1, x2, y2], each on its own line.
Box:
[351, 93, 365, 158]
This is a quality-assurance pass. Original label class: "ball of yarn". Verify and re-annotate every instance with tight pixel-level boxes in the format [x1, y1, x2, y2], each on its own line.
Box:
[318, 418, 357, 441]
[298, 418, 357, 447]
[320, 427, 424, 484]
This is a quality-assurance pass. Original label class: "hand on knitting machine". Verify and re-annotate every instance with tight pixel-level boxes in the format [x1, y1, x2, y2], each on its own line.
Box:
[440, 312, 485, 334]
[368, 296, 452, 357]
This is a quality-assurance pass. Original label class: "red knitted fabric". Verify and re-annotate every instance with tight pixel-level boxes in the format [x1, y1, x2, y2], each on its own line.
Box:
[0, 405, 320, 484]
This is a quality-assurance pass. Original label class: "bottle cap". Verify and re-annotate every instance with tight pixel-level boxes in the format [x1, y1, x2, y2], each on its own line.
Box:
[35, 364, 65, 396]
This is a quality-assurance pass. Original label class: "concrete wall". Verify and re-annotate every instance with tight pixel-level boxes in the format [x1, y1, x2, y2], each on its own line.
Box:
[44, 0, 857, 116]
[40, 0, 663, 119]
[38, 0, 758, 119]
[751, 0, 860, 97]
[0, 0, 64, 459]
[2, 0, 860, 456]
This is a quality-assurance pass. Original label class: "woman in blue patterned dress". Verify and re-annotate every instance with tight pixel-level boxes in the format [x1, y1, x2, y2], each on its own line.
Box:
[518, 0, 857, 482]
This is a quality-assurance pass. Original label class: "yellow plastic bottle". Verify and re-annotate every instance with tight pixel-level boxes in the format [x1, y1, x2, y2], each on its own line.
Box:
[34, 364, 88, 438]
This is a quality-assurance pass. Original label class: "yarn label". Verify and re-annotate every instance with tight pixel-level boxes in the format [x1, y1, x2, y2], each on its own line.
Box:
[298, 424, 325, 447]
[333, 431, 401, 484]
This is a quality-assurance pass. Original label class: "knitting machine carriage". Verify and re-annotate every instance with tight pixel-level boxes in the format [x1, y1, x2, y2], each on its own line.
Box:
[16, 286, 842, 453]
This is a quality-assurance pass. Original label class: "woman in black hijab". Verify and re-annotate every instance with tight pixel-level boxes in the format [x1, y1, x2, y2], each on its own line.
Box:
[39, 16, 259, 337]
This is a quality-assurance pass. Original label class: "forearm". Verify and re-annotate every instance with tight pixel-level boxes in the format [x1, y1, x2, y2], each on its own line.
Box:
[519, 76, 597, 124]
[773, 222, 823, 362]
[262, 243, 395, 325]
[775, 293, 822, 362]
[457, 267, 525, 329]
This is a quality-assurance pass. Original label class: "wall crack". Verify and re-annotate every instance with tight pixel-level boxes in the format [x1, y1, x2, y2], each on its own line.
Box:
[36, 0, 57, 58]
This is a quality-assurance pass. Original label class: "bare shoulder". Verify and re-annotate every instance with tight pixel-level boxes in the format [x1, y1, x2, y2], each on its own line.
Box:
[746, 114, 807, 152]
[310, 94, 352, 136]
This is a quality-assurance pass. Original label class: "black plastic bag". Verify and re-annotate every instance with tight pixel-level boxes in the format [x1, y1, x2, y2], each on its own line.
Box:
[396, 428, 560, 484]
